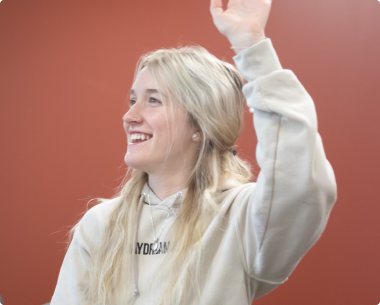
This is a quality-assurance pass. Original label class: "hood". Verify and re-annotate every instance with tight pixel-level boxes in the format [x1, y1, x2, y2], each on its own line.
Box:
[140, 178, 243, 209]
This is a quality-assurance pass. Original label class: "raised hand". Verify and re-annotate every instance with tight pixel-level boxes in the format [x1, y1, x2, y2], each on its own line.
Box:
[210, 0, 272, 52]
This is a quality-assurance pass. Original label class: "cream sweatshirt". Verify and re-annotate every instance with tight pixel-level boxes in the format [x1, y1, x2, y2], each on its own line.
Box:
[50, 38, 337, 305]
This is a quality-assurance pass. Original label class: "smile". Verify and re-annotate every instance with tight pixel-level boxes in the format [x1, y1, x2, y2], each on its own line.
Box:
[129, 132, 153, 144]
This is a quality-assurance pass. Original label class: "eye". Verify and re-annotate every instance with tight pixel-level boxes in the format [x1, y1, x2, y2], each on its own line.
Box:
[129, 99, 136, 106]
[149, 97, 161, 104]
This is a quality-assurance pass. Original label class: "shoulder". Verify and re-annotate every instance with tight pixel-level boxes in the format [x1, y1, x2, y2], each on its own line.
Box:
[81, 196, 121, 225]
[217, 179, 256, 198]
[216, 180, 257, 208]
[76, 197, 121, 249]
[227, 182, 257, 215]
[232, 182, 257, 204]
[225, 181, 256, 196]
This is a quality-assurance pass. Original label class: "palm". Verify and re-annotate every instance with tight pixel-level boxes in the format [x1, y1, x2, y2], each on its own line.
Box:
[210, 0, 272, 40]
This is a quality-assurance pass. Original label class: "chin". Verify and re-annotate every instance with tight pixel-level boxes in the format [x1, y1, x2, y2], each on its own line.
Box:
[124, 152, 149, 172]
[124, 153, 140, 170]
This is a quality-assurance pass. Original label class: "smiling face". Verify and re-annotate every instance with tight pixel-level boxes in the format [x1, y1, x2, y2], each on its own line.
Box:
[123, 67, 201, 176]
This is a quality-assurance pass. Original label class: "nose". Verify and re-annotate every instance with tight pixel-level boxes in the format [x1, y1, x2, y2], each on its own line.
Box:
[123, 105, 142, 125]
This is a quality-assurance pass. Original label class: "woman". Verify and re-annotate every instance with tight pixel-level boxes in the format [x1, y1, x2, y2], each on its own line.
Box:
[51, 0, 337, 304]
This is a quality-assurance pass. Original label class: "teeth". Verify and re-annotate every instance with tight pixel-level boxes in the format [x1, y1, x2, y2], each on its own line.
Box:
[130, 133, 152, 142]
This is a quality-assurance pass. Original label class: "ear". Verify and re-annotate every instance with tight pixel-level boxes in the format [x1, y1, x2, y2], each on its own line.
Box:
[192, 132, 202, 142]
[191, 124, 202, 142]
[189, 118, 202, 142]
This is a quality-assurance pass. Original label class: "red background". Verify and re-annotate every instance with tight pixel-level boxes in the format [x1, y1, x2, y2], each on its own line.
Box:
[1, 0, 379, 304]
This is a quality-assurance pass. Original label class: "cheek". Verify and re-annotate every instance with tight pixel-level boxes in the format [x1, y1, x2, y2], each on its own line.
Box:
[171, 123, 194, 149]
[150, 108, 192, 151]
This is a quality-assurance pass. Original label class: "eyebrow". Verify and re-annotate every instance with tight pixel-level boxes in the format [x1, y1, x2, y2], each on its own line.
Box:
[130, 88, 166, 97]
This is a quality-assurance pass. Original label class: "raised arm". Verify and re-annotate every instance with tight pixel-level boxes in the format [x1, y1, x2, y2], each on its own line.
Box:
[211, 0, 337, 298]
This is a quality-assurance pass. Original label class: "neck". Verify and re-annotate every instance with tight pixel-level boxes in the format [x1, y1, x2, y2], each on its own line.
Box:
[147, 166, 193, 201]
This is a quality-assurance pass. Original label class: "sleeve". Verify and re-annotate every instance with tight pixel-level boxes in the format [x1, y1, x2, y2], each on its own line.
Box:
[50, 206, 103, 304]
[232, 39, 337, 297]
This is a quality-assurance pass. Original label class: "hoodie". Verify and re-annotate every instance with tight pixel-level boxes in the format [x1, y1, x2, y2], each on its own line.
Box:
[50, 38, 337, 305]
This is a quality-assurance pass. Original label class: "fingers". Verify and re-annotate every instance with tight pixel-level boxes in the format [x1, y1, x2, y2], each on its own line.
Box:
[210, 0, 223, 14]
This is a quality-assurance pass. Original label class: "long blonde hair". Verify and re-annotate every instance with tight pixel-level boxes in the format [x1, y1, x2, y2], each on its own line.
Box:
[69, 45, 252, 305]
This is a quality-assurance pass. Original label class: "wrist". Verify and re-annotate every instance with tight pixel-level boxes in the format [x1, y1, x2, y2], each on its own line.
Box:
[230, 34, 266, 54]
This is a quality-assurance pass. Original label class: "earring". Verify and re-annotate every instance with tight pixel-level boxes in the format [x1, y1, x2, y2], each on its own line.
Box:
[192, 134, 200, 140]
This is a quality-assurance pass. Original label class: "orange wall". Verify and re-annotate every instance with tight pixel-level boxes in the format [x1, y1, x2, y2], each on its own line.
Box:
[1, 0, 379, 304]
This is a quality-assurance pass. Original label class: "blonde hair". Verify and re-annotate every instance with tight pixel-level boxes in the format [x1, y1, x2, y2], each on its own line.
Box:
[69, 45, 252, 305]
